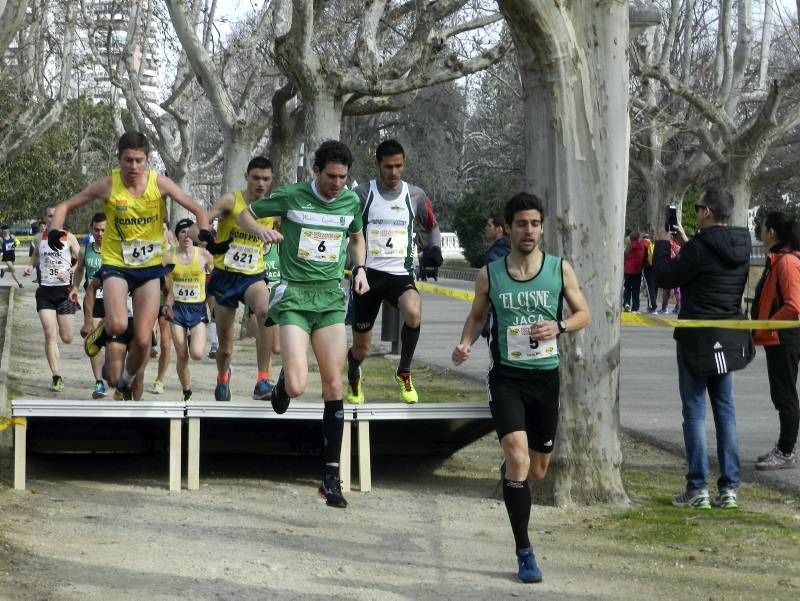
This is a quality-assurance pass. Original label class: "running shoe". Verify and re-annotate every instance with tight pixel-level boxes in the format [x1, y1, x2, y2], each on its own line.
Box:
[395, 371, 418, 404]
[92, 380, 107, 399]
[183, 390, 193, 402]
[214, 368, 232, 402]
[345, 368, 364, 404]
[84, 322, 107, 357]
[671, 488, 711, 509]
[150, 380, 165, 395]
[51, 376, 64, 392]
[270, 370, 290, 414]
[756, 447, 797, 470]
[711, 488, 738, 509]
[252, 378, 274, 400]
[18, 283, 23, 288]
[114, 386, 133, 401]
[516, 546, 543, 583]
[318, 475, 348, 508]
[757, 444, 780, 463]
[208, 343, 218, 359]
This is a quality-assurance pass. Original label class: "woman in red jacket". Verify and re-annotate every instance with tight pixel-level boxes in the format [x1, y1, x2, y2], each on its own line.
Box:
[623, 231, 648, 312]
[752, 211, 800, 470]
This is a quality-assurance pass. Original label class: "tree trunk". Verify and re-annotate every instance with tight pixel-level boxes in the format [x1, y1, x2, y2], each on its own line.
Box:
[303, 91, 344, 175]
[222, 129, 255, 197]
[724, 170, 753, 228]
[498, 1, 629, 506]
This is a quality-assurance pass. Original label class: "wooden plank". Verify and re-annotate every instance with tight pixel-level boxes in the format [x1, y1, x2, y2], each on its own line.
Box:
[357, 421, 371, 492]
[13, 422, 25, 491]
[187, 418, 200, 491]
[340, 421, 351, 492]
[169, 418, 181, 492]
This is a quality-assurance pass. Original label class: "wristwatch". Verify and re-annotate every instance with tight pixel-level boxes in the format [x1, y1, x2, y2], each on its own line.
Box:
[557, 320, 567, 334]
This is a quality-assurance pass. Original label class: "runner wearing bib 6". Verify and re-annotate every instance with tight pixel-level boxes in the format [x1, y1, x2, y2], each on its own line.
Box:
[237, 141, 369, 510]
[202, 157, 277, 402]
[346, 139, 441, 404]
[47, 131, 209, 401]
[452, 193, 590, 585]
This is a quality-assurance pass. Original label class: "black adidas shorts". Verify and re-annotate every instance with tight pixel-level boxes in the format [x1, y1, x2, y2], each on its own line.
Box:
[351, 268, 417, 333]
[35, 285, 76, 315]
[487, 367, 560, 453]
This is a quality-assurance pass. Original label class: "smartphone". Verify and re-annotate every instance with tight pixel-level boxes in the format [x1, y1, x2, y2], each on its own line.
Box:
[665, 206, 678, 232]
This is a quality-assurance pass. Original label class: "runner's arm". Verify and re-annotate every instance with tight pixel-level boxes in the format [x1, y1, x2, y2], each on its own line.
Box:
[188, 193, 235, 242]
[452, 267, 490, 365]
[348, 230, 369, 295]
[81, 277, 100, 337]
[72, 245, 87, 296]
[237, 197, 283, 244]
[157, 175, 209, 231]
[50, 178, 112, 232]
[24, 240, 39, 275]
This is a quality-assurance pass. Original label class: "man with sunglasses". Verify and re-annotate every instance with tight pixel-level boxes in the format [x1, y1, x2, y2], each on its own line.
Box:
[653, 186, 753, 511]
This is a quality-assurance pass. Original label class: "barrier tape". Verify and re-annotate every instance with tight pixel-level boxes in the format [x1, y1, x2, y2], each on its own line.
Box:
[413, 280, 800, 331]
[0, 416, 27, 430]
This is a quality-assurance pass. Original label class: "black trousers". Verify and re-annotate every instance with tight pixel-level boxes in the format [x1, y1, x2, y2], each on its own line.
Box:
[623, 273, 642, 311]
[642, 265, 657, 311]
[764, 344, 800, 454]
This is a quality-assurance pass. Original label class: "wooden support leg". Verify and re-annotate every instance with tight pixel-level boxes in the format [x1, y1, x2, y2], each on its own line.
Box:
[340, 421, 351, 492]
[169, 418, 181, 492]
[13, 423, 26, 491]
[187, 418, 200, 491]
[357, 421, 371, 492]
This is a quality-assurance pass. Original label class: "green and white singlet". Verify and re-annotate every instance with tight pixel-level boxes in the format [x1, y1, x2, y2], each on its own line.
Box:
[264, 242, 281, 283]
[487, 254, 564, 372]
[248, 182, 362, 284]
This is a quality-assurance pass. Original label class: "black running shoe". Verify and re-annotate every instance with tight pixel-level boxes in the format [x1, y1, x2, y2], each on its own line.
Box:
[318, 475, 348, 508]
[270, 370, 290, 414]
[114, 386, 133, 401]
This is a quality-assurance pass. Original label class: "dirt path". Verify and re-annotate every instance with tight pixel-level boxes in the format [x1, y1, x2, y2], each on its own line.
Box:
[1, 286, 798, 601]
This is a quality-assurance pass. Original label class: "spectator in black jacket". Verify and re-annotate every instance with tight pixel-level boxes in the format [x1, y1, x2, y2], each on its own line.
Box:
[483, 212, 510, 266]
[653, 185, 753, 511]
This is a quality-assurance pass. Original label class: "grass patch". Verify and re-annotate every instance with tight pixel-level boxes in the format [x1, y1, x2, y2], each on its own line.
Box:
[353, 355, 485, 404]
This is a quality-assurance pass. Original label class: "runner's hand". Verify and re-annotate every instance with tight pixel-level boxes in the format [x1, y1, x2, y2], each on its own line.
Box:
[256, 227, 283, 245]
[452, 342, 471, 365]
[353, 268, 369, 295]
[160, 304, 174, 322]
[529, 320, 559, 340]
[47, 229, 65, 251]
[80, 322, 92, 338]
[207, 238, 232, 255]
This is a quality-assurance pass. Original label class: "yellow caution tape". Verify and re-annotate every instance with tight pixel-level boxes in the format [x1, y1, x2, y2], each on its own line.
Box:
[413, 280, 800, 331]
[0, 416, 27, 430]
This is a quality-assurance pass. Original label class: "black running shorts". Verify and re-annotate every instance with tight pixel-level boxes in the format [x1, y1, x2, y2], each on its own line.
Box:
[351, 268, 417, 333]
[488, 367, 560, 453]
[35, 285, 76, 315]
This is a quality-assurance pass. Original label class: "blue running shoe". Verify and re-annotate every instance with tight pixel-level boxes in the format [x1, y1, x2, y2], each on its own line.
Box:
[516, 546, 542, 583]
[92, 380, 107, 399]
[215, 368, 232, 402]
[252, 378, 274, 400]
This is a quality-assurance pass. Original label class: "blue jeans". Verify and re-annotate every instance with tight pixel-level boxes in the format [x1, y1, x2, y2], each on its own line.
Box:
[677, 351, 740, 492]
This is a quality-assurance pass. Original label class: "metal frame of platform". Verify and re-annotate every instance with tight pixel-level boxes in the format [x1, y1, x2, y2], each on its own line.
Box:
[10, 400, 492, 494]
[11, 400, 186, 492]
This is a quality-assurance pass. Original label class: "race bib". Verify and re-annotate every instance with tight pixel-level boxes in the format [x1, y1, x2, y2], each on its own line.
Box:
[506, 325, 558, 362]
[368, 227, 407, 258]
[298, 228, 342, 263]
[41, 253, 70, 285]
[223, 242, 260, 273]
[173, 280, 202, 302]
[122, 240, 161, 266]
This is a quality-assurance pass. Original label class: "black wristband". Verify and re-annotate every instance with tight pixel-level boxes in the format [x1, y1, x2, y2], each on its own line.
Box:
[352, 265, 366, 277]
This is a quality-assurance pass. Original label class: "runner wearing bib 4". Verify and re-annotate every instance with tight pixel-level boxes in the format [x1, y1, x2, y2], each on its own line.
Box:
[205, 157, 277, 401]
[237, 141, 369, 510]
[451, 193, 590, 585]
[346, 140, 442, 404]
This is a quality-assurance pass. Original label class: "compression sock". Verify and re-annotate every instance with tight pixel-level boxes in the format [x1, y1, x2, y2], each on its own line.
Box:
[322, 400, 344, 480]
[503, 478, 532, 551]
[347, 349, 362, 381]
[257, 370, 270, 382]
[217, 370, 230, 384]
[398, 324, 421, 373]
[118, 370, 133, 389]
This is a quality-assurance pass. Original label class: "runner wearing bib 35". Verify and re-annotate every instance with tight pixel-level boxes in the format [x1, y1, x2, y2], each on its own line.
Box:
[47, 131, 210, 401]
[163, 219, 213, 402]
[201, 156, 277, 402]
[346, 139, 441, 404]
[452, 193, 590, 585]
[237, 141, 369, 510]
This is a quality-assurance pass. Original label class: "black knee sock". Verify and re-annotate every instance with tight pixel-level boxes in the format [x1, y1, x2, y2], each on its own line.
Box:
[347, 349, 362, 381]
[398, 324, 420, 374]
[503, 478, 532, 551]
[322, 400, 344, 480]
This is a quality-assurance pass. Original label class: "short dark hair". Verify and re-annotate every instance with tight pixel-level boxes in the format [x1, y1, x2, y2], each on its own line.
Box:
[118, 131, 150, 156]
[764, 211, 800, 251]
[376, 139, 405, 163]
[700, 185, 733, 222]
[247, 157, 273, 173]
[313, 140, 353, 171]
[90, 212, 106, 226]
[504, 192, 545, 227]
[489, 212, 505, 229]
